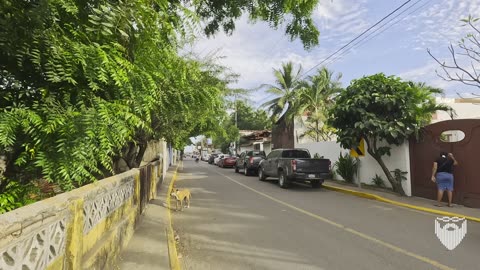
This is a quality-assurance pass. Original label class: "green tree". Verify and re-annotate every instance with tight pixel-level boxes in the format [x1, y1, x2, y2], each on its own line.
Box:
[328, 73, 449, 195]
[211, 115, 239, 154]
[293, 67, 342, 142]
[232, 101, 272, 130]
[261, 61, 304, 124]
[0, 0, 326, 211]
[0, 1, 229, 193]
[193, 0, 321, 50]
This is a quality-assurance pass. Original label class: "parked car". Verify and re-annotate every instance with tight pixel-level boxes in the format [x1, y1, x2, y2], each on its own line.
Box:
[217, 154, 232, 166]
[214, 154, 224, 165]
[235, 150, 266, 176]
[208, 154, 218, 164]
[219, 155, 237, 168]
[215, 154, 230, 165]
[258, 148, 331, 189]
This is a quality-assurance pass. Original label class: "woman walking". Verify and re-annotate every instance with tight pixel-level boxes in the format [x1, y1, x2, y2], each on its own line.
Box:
[431, 151, 458, 207]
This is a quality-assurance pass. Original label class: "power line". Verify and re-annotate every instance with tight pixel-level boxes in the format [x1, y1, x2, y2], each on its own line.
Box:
[299, 0, 414, 80]
[324, 0, 428, 67]
[323, 0, 432, 67]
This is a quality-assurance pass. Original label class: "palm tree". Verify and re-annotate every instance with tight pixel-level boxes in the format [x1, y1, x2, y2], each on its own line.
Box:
[260, 62, 304, 124]
[292, 67, 343, 142]
[408, 81, 454, 138]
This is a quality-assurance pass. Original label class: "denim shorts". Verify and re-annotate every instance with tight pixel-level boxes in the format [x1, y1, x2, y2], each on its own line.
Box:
[436, 172, 454, 191]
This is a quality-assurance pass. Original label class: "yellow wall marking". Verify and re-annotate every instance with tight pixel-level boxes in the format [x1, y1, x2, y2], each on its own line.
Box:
[214, 170, 454, 270]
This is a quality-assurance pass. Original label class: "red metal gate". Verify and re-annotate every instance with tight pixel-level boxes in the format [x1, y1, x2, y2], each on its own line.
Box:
[409, 119, 480, 208]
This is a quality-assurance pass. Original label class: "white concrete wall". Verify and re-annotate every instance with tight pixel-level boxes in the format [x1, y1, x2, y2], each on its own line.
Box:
[294, 116, 314, 145]
[263, 143, 272, 155]
[297, 141, 412, 196]
[433, 98, 480, 122]
[294, 116, 338, 146]
[297, 141, 349, 167]
[162, 140, 168, 179]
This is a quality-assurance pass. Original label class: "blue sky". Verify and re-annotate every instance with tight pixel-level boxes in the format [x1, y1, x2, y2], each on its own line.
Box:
[185, 0, 480, 108]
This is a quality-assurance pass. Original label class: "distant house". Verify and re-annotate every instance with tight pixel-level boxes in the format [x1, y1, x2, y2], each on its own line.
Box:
[432, 97, 480, 122]
[238, 130, 272, 155]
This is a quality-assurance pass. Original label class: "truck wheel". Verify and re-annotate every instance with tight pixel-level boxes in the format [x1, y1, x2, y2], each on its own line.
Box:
[278, 171, 290, 189]
[235, 165, 239, 173]
[258, 167, 267, 181]
[244, 164, 250, 176]
[311, 180, 322, 188]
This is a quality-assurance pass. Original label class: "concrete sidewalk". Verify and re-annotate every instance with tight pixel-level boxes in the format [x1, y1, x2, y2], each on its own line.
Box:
[116, 165, 179, 270]
[323, 180, 480, 222]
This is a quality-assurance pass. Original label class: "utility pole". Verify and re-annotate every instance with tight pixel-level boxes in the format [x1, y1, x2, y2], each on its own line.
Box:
[234, 94, 239, 155]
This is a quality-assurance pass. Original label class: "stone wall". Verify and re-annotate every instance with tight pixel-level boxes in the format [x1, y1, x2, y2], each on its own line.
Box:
[140, 140, 166, 166]
[0, 160, 163, 270]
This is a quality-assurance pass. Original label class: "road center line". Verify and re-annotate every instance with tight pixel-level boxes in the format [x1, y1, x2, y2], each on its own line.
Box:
[212, 169, 454, 270]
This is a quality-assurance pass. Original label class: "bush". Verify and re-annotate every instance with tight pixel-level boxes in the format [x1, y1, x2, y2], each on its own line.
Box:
[0, 180, 37, 214]
[330, 169, 337, 180]
[334, 152, 359, 183]
[371, 174, 385, 187]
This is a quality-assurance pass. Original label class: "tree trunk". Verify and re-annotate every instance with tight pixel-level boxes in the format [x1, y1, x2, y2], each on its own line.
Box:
[365, 137, 406, 196]
[123, 142, 138, 169]
[134, 143, 147, 167]
[371, 153, 406, 196]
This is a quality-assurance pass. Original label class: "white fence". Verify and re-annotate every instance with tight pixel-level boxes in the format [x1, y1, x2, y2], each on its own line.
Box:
[297, 141, 412, 196]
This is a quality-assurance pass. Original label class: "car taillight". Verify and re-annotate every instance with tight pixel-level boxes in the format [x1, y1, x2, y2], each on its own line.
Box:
[291, 160, 297, 171]
[249, 157, 254, 164]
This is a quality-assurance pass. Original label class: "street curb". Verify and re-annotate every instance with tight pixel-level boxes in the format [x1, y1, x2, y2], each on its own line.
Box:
[166, 162, 182, 270]
[323, 184, 480, 223]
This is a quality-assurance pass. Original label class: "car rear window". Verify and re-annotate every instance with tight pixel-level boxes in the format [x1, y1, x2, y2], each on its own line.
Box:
[249, 151, 265, 156]
[281, 150, 310, 158]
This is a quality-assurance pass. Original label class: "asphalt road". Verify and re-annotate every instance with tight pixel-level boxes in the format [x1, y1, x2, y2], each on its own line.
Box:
[172, 159, 479, 270]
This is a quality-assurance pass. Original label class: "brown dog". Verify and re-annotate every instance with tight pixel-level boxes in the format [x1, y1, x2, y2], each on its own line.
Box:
[170, 188, 192, 211]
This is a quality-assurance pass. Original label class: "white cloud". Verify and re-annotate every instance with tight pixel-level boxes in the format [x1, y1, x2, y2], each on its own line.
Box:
[313, 0, 370, 44]
[187, 15, 330, 94]
[398, 61, 479, 97]
[405, 0, 480, 49]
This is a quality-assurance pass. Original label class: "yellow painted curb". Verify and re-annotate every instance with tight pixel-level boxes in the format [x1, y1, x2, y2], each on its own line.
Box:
[166, 162, 182, 270]
[323, 184, 480, 223]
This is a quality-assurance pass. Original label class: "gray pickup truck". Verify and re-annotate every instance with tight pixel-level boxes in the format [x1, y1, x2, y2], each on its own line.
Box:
[258, 148, 331, 189]
[234, 150, 266, 176]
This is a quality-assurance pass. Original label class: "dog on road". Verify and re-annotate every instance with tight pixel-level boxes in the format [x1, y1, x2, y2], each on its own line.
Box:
[170, 188, 192, 211]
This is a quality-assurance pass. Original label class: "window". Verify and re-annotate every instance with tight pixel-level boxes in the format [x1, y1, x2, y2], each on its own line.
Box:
[267, 150, 278, 159]
[440, 130, 465, 142]
[251, 151, 266, 157]
[281, 150, 310, 158]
